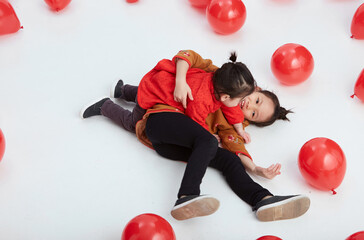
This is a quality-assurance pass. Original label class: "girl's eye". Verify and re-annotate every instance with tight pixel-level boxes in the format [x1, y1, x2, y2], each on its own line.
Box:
[256, 98, 259, 104]
[252, 111, 255, 117]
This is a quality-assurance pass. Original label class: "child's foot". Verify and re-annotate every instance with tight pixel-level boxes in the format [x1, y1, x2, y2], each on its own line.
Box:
[110, 79, 124, 98]
[253, 195, 310, 222]
[170, 195, 220, 221]
[80, 97, 110, 119]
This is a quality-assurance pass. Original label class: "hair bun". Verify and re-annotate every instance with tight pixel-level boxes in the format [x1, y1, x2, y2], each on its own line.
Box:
[229, 52, 237, 63]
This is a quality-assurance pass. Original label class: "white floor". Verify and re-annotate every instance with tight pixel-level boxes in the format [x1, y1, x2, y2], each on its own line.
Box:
[1, 0, 364, 239]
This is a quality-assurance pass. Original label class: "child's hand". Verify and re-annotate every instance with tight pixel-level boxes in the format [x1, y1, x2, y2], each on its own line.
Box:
[254, 163, 281, 179]
[213, 134, 220, 142]
[174, 80, 193, 109]
[236, 129, 251, 143]
[233, 123, 251, 144]
[241, 131, 251, 144]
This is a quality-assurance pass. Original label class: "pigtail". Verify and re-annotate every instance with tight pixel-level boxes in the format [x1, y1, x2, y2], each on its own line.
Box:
[278, 107, 293, 121]
[229, 52, 237, 63]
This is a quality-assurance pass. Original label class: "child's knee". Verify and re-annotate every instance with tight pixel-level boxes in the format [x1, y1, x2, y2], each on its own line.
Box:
[197, 133, 219, 151]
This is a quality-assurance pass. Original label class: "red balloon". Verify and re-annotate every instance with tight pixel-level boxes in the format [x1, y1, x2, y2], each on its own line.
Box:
[351, 3, 364, 39]
[347, 231, 364, 240]
[44, 0, 71, 11]
[351, 69, 364, 102]
[0, 0, 21, 35]
[121, 213, 176, 240]
[189, 0, 211, 8]
[298, 138, 346, 194]
[271, 43, 314, 86]
[0, 129, 5, 162]
[257, 236, 282, 240]
[126, 0, 138, 3]
[206, 0, 247, 35]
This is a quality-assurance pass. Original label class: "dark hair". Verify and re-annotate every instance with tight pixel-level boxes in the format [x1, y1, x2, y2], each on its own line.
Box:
[249, 90, 293, 127]
[212, 52, 256, 99]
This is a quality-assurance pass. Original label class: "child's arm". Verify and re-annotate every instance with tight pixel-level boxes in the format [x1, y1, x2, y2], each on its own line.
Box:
[238, 153, 281, 179]
[220, 104, 245, 132]
[214, 113, 280, 180]
[173, 50, 219, 73]
[174, 59, 193, 109]
[233, 122, 251, 144]
[172, 50, 218, 108]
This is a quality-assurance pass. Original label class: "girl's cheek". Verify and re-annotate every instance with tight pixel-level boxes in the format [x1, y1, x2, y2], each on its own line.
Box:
[243, 110, 249, 118]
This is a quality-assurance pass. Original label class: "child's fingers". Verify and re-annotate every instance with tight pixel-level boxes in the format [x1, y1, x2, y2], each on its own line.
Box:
[213, 134, 220, 142]
[274, 164, 281, 174]
[174, 95, 182, 103]
[182, 98, 187, 108]
[276, 164, 282, 172]
[267, 164, 275, 170]
[246, 133, 251, 142]
[188, 90, 194, 101]
[272, 165, 281, 174]
[273, 168, 280, 175]
[265, 164, 281, 178]
[275, 168, 281, 176]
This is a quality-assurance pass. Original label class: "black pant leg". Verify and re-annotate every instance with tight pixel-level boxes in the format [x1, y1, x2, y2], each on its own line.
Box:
[120, 84, 138, 102]
[146, 112, 218, 198]
[101, 99, 146, 133]
[209, 148, 272, 206]
[150, 141, 272, 207]
[152, 143, 192, 161]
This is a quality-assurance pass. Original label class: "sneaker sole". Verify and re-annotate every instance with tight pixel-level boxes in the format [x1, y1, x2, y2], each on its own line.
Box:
[79, 96, 109, 119]
[110, 80, 120, 98]
[256, 195, 310, 222]
[171, 196, 220, 221]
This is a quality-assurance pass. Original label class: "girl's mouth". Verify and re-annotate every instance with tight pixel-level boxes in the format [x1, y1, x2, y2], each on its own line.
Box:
[240, 99, 245, 110]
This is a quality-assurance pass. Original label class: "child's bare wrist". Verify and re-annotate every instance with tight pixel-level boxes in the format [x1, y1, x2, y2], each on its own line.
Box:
[176, 78, 186, 84]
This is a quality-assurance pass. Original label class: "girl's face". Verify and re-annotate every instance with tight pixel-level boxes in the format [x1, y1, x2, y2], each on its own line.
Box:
[240, 92, 275, 123]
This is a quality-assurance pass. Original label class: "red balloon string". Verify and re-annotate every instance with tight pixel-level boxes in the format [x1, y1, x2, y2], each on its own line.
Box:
[351, 94, 355, 98]
[331, 189, 337, 195]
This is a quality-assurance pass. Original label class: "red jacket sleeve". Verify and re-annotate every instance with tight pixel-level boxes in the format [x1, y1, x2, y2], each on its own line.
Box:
[220, 105, 244, 125]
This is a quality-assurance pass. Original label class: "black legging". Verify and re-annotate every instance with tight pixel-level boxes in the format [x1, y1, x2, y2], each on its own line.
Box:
[146, 112, 272, 207]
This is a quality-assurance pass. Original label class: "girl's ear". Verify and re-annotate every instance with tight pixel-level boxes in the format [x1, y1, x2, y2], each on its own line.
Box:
[219, 94, 230, 102]
[255, 86, 262, 91]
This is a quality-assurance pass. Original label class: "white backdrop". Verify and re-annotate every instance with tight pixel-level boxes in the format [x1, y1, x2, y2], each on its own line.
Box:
[1, 0, 364, 239]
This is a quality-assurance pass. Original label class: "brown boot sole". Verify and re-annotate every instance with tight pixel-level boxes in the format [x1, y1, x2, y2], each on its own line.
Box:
[256, 196, 310, 222]
[171, 196, 220, 221]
